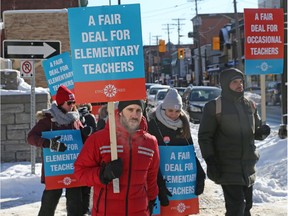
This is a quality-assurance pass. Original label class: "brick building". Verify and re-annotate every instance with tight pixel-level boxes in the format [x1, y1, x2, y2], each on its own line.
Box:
[1, 0, 87, 87]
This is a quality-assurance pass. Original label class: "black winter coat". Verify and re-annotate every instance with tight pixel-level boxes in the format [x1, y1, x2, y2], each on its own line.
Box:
[198, 95, 262, 187]
[148, 113, 205, 196]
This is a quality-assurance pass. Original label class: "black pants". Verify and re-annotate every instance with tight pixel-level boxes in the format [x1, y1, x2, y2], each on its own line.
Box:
[38, 187, 83, 216]
[221, 185, 253, 216]
[81, 186, 91, 214]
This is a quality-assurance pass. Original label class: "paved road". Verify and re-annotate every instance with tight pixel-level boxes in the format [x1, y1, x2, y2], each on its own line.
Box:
[258, 105, 282, 127]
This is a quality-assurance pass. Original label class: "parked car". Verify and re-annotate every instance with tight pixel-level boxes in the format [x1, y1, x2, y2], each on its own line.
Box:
[184, 86, 221, 124]
[153, 89, 169, 108]
[147, 84, 170, 107]
[182, 85, 193, 106]
[174, 87, 187, 97]
[266, 81, 281, 106]
[245, 86, 261, 96]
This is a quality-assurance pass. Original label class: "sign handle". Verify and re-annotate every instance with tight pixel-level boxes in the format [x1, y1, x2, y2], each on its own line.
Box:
[107, 102, 120, 193]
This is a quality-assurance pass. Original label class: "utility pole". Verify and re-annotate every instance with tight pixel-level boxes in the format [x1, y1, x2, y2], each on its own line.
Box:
[194, 0, 203, 85]
[162, 23, 174, 53]
[279, 0, 287, 138]
[153, 35, 162, 83]
[172, 18, 185, 45]
[233, 0, 244, 72]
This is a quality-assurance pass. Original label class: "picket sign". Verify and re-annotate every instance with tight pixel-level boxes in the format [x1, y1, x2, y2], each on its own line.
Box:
[107, 102, 120, 193]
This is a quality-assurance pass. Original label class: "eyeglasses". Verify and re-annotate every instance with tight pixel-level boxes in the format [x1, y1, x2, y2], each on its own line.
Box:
[66, 101, 76, 106]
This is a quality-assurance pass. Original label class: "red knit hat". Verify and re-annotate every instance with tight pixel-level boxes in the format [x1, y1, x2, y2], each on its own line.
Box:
[56, 85, 75, 105]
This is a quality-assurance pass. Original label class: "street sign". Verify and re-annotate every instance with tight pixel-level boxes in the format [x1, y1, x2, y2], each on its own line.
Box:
[20, 60, 34, 77]
[3, 40, 61, 59]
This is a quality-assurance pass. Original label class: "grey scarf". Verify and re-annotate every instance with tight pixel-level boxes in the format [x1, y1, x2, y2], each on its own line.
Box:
[43, 102, 80, 125]
[155, 105, 183, 130]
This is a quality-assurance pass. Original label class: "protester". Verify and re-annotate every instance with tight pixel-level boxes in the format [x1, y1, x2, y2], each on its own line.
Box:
[148, 88, 205, 212]
[78, 103, 98, 215]
[27, 85, 84, 216]
[198, 68, 271, 216]
[95, 103, 108, 131]
[78, 103, 97, 134]
[74, 100, 160, 216]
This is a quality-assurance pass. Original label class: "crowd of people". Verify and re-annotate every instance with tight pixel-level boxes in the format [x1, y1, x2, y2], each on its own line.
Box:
[27, 68, 271, 216]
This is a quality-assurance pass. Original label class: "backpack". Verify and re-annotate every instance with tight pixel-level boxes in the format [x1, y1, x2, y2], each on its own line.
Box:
[215, 96, 256, 133]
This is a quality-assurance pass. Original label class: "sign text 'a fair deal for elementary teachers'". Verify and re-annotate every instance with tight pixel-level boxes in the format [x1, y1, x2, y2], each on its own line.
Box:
[68, 4, 146, 103]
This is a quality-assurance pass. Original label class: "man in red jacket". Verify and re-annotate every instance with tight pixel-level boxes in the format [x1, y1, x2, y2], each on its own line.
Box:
[74, 100, 160, 216]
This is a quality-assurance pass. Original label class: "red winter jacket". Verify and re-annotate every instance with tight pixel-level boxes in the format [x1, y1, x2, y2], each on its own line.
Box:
[74, 115, 160, 216]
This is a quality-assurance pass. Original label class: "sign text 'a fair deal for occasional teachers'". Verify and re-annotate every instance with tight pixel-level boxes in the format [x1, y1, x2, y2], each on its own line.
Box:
[244, 9, 284, 75]
[68, 4, 146, 103]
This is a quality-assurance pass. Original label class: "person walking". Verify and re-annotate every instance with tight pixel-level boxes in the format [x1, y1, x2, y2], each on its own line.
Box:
[78, 103, 98, 215]
[95, 103, 108, 131]
[27, 85, 84, 216]
[198, 68, 271, 216]
[148, 88, 205, 214]
[74, 100, 160, 216]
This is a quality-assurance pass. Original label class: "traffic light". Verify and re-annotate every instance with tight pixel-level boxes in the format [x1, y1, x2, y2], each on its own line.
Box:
[212, 37, 220, 50]
[159, 39, 166, 53]
[178, 48, 185, 59]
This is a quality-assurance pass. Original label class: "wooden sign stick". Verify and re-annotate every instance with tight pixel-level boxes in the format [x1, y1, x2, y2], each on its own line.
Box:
[107, 102, 120, 193]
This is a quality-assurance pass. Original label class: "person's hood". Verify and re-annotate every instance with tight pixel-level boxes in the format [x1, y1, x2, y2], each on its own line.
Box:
[220, 68, 244, 101]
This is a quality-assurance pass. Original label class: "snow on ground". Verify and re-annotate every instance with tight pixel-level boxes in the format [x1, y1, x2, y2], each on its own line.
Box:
[0, 83, 287, 215]
[0, 123, 287, 215]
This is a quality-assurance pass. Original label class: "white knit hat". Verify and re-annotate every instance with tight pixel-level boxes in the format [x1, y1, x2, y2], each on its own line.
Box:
[161, 88, 183, 110]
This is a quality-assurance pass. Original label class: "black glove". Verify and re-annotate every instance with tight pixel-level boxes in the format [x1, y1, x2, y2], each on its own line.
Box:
[43, 136, 67, 152]
[148, 199, 156, 216]
[205, 156, 221, 181]
[100, 158, 123, 184]
[195, 157, 205, 195]
[157, 171, 172, 206]
[261, 124, 271, 135]
[82, 126, 92, 137]
[255, 124, 271, 140]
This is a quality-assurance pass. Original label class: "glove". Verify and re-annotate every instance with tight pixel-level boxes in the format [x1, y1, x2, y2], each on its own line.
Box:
[43, 136, 67, 152]
[148, 199, 156, 216]
[100, 158, 123, 184]
[157, 171, 172, 206]
[195, 157, 205, 195]
[82, 126, 92, 137]
[255, 124, 271, 140]
[205, 156, 221, 181]
[260, 124, 270, 136]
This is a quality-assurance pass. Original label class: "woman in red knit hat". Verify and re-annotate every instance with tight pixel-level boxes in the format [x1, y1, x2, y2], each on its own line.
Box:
[27, 85, 85, 216]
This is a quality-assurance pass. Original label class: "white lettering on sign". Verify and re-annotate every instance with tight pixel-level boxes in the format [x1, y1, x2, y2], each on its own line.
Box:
[50, 58, 63, 67]
[266, 25, 278, 32]
[45, 153, 79, 162]
[74, 45, 139, 59]
[170, 152, 176, 160]
[166, 174, 196, 183]
[165, 164, 183, 172]
[178, 151, 190, 160]
[110, 30, 130, 41]
[61, 134, 73, 142]
[260, 13, 273, 20]
[251, 24, 265, 32]
[98, 14, 121, 25]
[82, 61, 134, 74]
[48, 72, 74, 85]
[50, 163, 74, 171]
[250, 47, 279, 55]
[168, 186, 195, 195]
[247, 36, 282, 44]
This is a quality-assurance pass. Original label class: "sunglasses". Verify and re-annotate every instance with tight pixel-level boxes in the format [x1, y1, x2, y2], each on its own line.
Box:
[66, 101, 76, 106]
